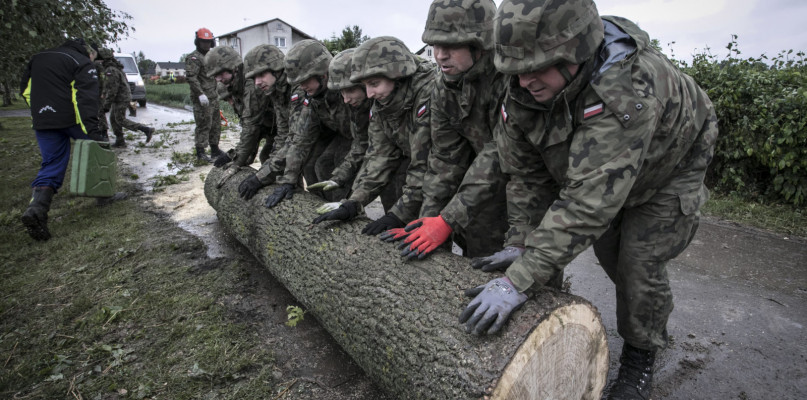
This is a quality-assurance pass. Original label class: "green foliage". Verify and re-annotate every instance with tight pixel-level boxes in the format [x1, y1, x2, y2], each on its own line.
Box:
[285, 305, 306, 327]
[681, 36, 807, 206]
[322, 25, 370, 55]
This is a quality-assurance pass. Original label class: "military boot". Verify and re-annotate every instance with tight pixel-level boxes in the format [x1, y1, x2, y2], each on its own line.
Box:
[128, 103, 137, 116]
[196, 146, 212, 163]
[140, 125, 155, 143]
[21, 186, 54, 241]
[209, 143, 225, 158]
[112, 134, 127, 148]
[603, 343, 655, 400]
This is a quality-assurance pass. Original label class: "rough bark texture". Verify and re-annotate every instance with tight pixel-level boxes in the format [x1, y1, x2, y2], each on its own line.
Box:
[206, 167, 609, 400]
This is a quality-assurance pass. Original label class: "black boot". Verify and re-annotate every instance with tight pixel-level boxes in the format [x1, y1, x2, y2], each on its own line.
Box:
[209, 143, 225, 158]
[21, 186, 54, 241]
[196, 146, 212, 163]
[129, 103, 137, 116]
[140, 125, 155, 143]
[112, 135, 126, 148]
[604, 343, 655, 400]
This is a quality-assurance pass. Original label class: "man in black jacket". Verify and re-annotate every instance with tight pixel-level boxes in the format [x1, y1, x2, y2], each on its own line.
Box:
[20, 37, 107, 241]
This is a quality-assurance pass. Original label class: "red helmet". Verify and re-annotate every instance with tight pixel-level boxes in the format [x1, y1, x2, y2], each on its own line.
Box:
[196, 28, 214, 40]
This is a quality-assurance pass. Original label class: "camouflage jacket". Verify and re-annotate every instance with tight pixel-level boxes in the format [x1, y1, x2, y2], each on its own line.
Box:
[349, 59, 436, 223]
[185, 49, 218, 100]
[498, 17, 718, 293]
[275, 87, 370, 187]
[420, 52, 508, 230]
[254, 72, 308, 183]
[102, 60, 131, 106]
[228, 66, 275, 167]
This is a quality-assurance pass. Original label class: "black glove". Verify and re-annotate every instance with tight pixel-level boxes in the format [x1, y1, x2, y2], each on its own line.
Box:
[361, 212, 404, 235]
[470, 246, 526, 272]
[264, 183, 295, 208]
[238, 175, 264, 200]
[312, 200, 359, 224]
[214, 152, 232, 167]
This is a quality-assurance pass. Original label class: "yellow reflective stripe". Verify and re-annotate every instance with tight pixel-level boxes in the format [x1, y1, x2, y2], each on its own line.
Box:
[22, 78, 32, 106]
[71, 80, 88, 134]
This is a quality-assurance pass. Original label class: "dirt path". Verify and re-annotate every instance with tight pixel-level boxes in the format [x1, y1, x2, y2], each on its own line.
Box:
[112, 104, 807, 399]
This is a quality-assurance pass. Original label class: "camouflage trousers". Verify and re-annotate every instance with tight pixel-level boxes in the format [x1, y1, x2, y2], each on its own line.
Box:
[593, 190, 702, 352]
[192, 101, 221, 148]
[378, 158, 408, 214]
[110, 103, 144, 137]
[313, 134, 353, 202]
[451, 186, 509, 258]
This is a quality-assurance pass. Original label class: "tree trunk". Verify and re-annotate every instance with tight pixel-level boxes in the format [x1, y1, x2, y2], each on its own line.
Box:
[205, 167, 609, 400]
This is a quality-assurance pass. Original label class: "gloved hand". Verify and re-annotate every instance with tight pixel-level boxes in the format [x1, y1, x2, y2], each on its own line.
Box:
[315, 202, 341, 215]
[312, 200, 359, 224]
[307, 179, 340, 192]
[214, 152, 233, 167]
[458, 277, 528, 335]
[398, 216, 453, 260]
[264, 183, 295, 208]
[378, 227, 409, 243]
[238, 175, 264, 200]
[199, 94, 209, 106]
[470, 246, 526, 272]
[361, 212, 404, 235]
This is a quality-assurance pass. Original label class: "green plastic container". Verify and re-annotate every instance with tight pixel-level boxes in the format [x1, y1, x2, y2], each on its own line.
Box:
[69, 139, 117, 197]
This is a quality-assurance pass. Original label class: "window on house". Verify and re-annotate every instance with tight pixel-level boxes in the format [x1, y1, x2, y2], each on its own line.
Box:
[275, 37, 286, 47]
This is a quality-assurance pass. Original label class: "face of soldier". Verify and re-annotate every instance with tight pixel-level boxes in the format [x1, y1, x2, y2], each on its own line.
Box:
[518, 63, 579, 103]
[362, 77, 395, 103]
[255, 71, 277, 92]
[198, 40, 213, 54]
[433, 44, 475, 76]
[300, 75, 323, 96]
[215, 71, 234, 85]
[340, 86, 367, 108]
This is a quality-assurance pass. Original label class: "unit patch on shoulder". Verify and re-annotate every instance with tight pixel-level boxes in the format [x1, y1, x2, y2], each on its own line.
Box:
[500, 104, 508, 123]
[417, 103, 428, 117]
[583, 103, 604, 119]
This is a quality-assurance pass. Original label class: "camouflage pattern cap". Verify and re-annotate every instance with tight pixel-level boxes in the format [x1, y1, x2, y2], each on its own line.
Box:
[422, 0, 496, 51]
[494, 0, 604, 75]
[327, 49, 359, 91]
[205, 46, 241, 78]
[284, 39, 333, 85]
[244, 44, 285, 79]
[350, 36, 417, 83]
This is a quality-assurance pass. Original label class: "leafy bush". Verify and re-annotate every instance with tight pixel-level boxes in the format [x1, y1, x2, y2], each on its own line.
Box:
[681, 36, 807, 206]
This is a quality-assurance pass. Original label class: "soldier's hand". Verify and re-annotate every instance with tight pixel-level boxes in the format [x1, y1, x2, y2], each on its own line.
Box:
[458, 277, 527, 335]
[316, 202, 342, 215]
[362, 212, 404, 236]
[378, 227, 409, 243]
[307, 179, 341, 192]
[238, 175, 264, 200]
[398, 216, 453, 261]
[198, 94, 209, 106]
[470, 246, 525, 272]
[214, 152, 232, 168]
[312, 200, 359, 224]
[264, 184, 295, 208]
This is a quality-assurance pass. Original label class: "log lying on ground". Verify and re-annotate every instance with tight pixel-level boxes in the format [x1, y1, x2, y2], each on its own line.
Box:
[205, 167, 609, 400]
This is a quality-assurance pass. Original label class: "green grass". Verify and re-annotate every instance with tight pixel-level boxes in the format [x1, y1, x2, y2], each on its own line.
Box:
[146, 82, 238, 124]
[702, 191, 807, 237]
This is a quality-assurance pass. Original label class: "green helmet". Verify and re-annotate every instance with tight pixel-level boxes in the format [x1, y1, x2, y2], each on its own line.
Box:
[244, 44, 285, 79]
[205, 46, 241, 78]
[97, 48, 114, 61]
[350, 36, 416, 83]
[493, 0, 604, 75]
[327, 49, 359, 91]
[422, 0, 496, 51]
[284, 39, 332, 85]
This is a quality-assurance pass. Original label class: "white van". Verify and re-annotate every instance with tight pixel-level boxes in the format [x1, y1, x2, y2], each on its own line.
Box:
[114, 53, 147, 107]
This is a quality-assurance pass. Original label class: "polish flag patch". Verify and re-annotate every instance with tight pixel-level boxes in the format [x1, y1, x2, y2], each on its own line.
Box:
[369, 109, 373, 119]
[303, 98, 310, 106]
[584, 103, 604, 119]
[417, 103, 427, 117]
[291, 93, 299, 102]
[500, 104, 508, 123]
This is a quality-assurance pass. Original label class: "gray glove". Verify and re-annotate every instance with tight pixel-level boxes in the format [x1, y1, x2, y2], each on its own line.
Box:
[470, 246, 525, 272]
[458, 277, 527, 335]
[198, 94, 209, 106]
[307, 179, 340, 192]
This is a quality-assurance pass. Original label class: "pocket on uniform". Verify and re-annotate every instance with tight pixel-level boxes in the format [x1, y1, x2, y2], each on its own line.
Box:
[678, 185, 708, 216]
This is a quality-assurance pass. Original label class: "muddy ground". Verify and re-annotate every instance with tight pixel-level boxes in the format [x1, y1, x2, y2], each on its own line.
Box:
[98, 104, 807, 399]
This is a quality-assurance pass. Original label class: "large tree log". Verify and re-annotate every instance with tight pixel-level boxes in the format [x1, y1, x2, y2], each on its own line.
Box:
[205, 167, 609, 399]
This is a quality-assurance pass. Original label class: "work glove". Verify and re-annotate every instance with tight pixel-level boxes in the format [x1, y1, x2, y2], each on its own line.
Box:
[361, 212, 404, 236]
[312, 200, 359, 224]
[264, 183, 295, 208]
[378, 227, 409, 243]
[458, 277, 527, 335]
[238, 175, 264, 200]
[214, 152, 233, 167]
[470, 246, 526, 272]
[315, 202, 341, 215]
[307, 179, 341, 192]
[199, 94, 209, 106]
[397, 216, 453, 261]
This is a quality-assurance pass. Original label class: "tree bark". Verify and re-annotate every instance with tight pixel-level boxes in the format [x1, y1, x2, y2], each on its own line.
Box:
[205, 167, 609, 400]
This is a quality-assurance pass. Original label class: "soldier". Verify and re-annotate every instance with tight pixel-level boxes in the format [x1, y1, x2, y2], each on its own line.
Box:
[205, 46, 276, 168]
[231, 44, 308, 200]
[101, 49, 155, 147]
[312, 36, 436, 236]
[381, 0, 510, 260]
[259, 40, 370, 209]
[94, 49, 110, 139]
[457, 1, 719, 400]
[185, 28, 222, 162]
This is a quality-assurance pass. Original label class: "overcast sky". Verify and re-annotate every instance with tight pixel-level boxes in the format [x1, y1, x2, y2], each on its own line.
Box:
[105, 0, 806, 65]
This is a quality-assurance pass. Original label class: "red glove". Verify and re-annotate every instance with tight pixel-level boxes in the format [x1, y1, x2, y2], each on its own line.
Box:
[399, 216, 453, 260]
[378, 227, 409, 243]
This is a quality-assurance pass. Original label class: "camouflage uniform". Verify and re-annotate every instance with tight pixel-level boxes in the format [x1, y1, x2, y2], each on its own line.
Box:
[275, 40, 370, 202]
[420, 0, 509, 257]
[94, 50, 111, 135]
[102, 57, 152, 144]
[185, 48, 221, 151]
[493, 4, 718, 352]
[347, 37, 436, 223]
